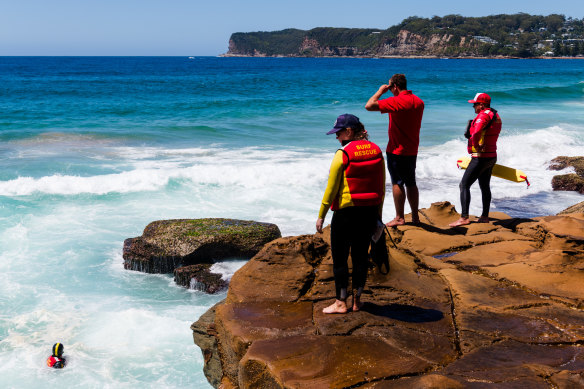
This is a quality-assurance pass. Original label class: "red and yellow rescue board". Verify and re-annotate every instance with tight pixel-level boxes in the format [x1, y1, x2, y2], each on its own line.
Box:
[456, 157, 530, 187]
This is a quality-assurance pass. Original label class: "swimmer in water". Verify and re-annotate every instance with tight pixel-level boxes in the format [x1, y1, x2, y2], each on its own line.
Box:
[46, 342, 67, 369]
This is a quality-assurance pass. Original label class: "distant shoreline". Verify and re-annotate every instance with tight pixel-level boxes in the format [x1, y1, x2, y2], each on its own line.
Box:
[220, 53, 584, 60]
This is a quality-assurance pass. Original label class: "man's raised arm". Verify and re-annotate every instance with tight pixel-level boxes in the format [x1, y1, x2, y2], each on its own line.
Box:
[365, 84, 391, 111]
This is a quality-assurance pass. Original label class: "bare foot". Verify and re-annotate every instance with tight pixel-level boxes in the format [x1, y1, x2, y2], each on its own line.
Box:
[477, 216, 490, 223]
[449, 217, 470, 227]
[352, 296, 364, 312]
[386, 217, 405, 228]
[322, 299, 348, 314]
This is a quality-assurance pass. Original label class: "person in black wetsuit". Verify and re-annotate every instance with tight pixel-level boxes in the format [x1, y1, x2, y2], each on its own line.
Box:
[450, 93, 502, 227]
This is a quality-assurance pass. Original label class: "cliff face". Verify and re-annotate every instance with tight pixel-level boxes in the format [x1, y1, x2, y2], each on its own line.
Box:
[378, 30, 474, 56]
[192, 202, 584, 388]
[226, 29, 479, 57]
[297, 37, 368, 57]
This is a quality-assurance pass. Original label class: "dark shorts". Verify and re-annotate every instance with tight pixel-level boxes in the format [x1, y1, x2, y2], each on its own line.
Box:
[386, 153, 417, 187]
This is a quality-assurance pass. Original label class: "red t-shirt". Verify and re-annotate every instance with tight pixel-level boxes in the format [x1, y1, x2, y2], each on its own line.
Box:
[378, 90, 424, 156]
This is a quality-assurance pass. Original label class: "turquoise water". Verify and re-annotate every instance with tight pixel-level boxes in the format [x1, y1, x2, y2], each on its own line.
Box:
[1, 57, 583, 388]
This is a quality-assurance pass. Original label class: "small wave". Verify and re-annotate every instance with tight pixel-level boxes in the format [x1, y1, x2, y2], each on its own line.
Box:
[210, 260, 248, 281]
[11, 132, 116, 146]
[492, 82, 584, 102]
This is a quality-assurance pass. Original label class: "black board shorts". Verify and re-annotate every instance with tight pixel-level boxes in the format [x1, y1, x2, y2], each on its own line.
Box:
[386, 153, 417, 187]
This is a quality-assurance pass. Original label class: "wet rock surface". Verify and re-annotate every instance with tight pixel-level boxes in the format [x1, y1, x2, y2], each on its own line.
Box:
[549, 156, 584, 194]
[191, 302, 223, 388]
[549, 156, 584, 175]
[174, 264, 227, 293]
[192, 202, 584, 388]
[123, 218, 281, 274]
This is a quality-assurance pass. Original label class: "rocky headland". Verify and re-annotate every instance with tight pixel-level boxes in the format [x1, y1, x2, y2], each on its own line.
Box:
[192, 202, 584, 388]
[225, 14, 584, 58]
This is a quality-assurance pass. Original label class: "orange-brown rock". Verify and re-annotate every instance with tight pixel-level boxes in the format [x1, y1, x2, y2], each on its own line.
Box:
[559, 200, 584, 215]
[192, 201, 584, 388]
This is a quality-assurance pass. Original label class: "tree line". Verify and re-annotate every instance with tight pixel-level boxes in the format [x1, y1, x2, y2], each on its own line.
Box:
[228, 13, 584, 57]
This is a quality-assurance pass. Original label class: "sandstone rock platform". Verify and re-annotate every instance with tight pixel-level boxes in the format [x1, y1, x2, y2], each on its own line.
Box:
[192, 202, 584, 388]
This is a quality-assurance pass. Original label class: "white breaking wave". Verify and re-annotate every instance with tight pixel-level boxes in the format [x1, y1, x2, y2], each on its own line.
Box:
[1, 126, 582, 223]
[0, 170, 170, 196]
[210, 260, 249, 282]
[0, 146, 329, 196]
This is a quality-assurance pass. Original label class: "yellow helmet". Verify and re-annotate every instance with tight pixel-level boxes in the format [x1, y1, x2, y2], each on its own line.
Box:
[52, 343, 64, 357]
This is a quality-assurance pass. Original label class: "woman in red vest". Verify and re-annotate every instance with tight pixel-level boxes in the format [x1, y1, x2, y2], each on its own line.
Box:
[316, 114, 386, 314]
[450, 93, 502, 227]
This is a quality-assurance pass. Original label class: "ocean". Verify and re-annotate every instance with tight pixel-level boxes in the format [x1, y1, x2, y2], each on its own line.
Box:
[0, 56, 583, 388]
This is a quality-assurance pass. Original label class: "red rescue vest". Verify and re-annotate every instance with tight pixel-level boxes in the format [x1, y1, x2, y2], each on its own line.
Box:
[47, 356, 66, 368]
[467, 109, 501, 158]
[331, 140, 385, 210]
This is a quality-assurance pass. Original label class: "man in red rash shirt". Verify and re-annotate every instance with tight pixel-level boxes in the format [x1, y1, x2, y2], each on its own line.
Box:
[365, 74, 424, 227]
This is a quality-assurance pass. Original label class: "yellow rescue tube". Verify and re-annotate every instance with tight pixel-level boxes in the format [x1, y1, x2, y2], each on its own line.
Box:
[456, 157, 530, 187]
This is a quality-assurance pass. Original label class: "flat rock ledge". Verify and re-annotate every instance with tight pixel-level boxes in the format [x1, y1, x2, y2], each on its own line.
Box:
[192, 202, 584, 388]
[123, 218, 281, 291]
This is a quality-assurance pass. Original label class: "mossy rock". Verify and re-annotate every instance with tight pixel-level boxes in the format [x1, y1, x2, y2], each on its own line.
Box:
[551, 174, 584, 194]
[549, 156, 584, 194]
[123, 218, 281, 273]
[549, 156, 584, 176]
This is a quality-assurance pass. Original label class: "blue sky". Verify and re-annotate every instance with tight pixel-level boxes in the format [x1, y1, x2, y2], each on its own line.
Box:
[1, 0, 584, 55]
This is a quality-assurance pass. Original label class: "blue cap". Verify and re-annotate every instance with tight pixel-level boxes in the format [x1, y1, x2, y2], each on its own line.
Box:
[326, 114, 361, 135]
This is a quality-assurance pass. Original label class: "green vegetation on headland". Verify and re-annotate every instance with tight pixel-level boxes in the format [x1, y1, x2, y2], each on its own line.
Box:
[226, 13, 584, 58]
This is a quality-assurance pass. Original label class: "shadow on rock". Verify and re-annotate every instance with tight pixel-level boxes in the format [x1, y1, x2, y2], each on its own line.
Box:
[414, 222, 466, 235]
[493, 217, 534, 230]
[363, 303, 444, 323]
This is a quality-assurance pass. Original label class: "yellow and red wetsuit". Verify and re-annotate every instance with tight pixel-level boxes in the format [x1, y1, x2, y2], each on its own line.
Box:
[318, 139, 386, 300]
